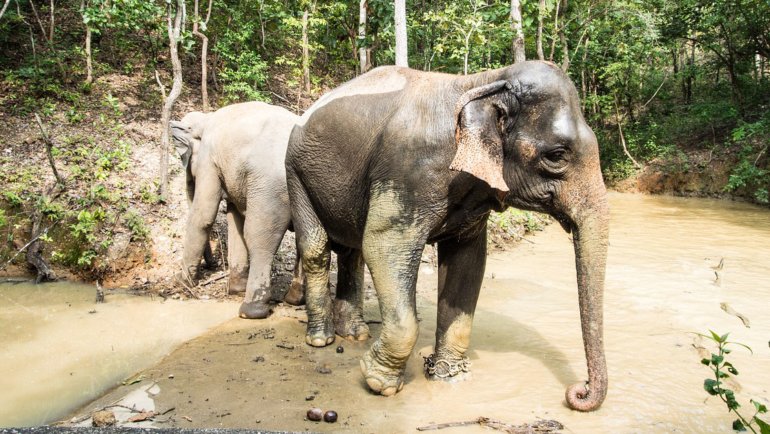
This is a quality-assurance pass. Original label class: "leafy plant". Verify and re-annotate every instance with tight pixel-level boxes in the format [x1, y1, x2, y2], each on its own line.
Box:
[698, 331, 770, 433]
[124, 210, 149, 241]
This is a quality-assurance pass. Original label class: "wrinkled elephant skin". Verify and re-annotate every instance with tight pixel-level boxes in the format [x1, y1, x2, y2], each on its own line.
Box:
[286, 61, 609, 411]
[171, 101, 305, 319]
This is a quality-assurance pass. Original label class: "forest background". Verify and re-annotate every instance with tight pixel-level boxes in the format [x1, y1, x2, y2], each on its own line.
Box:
[0, 0, 768, 284]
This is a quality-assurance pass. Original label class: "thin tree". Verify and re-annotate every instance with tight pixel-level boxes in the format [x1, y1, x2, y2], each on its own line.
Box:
[358, 0, 370, 74]
[192, 0, 213, 111]
[158, 0, 185, 201]
[511, 0, 525, 63]
[394, 0, 408, 67]
[536, 0, 545, 60]
[559, 0, 569, 71]
[0, 0, 11, 21]
[301, 9, 310, 93]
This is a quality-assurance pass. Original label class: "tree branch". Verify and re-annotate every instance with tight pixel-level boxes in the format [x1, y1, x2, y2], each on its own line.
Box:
[34, 113, 64, 185]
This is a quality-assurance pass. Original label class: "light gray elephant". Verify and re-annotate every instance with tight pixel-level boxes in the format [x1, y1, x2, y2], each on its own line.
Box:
[171, 101, 304, 318]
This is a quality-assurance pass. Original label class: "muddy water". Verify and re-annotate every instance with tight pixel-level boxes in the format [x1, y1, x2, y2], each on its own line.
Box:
[0, 281, 237, 427]
[21, 192, 770, 432]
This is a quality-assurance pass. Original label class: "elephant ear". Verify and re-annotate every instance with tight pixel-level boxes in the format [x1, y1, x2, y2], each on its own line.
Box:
[450, 80, 517, 193]
[170, 120, 194, 169]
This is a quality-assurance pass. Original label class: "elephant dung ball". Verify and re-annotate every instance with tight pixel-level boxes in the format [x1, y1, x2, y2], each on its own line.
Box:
[323, 410, 338, 423]
[306, 408, 323, 421]
[335, 345, 344, 353]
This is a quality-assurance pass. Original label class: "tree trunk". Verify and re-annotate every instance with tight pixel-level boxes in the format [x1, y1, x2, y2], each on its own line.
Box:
[358, 0, 369, 74]
[394, 0, 408, 67]
[302, 9, 310, 93]
[0, 0, 12, 21]
[536, 0, 545, 60]
[48, 0, 54, 42]
[192, 0, 212, 111]
[85, 25, 93, 84]
[159, 0, 185, 201]
[559, 0, 569, 71]
[549, 0, 560, 60]
[511, 0, 525, 63]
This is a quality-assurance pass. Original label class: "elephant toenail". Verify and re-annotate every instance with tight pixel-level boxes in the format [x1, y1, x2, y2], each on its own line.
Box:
[366, 377, 383, 392]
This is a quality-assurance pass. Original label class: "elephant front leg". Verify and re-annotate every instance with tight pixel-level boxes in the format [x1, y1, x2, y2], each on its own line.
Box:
[428, 225, 487, 382]
[360, 189, 427, 395]
[333, 247, 369, 341]
[177, 176, 222, 288]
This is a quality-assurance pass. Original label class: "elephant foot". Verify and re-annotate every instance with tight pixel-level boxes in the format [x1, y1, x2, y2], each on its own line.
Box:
[360, 346, 405, 396]
[305, 317, 335, 347]
[238, 301, 271, 319]
[333, 299, 370, 341]
[423, 353, 471, 382]
[174, 268, 197, 289]
[283, 279, 305, 305]
[227, 268, 249, 295]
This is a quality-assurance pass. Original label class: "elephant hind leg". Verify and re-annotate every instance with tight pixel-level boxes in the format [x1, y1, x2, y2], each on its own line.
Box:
[287, 171, 334, 347]
[333, 247, 369, 341]
[226, 203, 249, 295]
[282, 236, 305, 306]
[238, 203, 289, 319]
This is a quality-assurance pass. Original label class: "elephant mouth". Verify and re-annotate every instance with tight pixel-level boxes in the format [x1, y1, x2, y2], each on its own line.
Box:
[552, 212, 573, 233]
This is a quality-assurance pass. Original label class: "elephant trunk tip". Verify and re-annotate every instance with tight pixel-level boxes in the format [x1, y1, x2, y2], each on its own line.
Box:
[565, 381, 606, 412]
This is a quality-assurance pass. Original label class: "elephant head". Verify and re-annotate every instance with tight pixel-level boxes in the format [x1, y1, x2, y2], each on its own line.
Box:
[170, 111, 208, 175]
[452, 61, 609, 412]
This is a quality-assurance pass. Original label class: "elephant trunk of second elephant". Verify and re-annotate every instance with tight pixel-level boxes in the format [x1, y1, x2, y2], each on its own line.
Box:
[564, 188, 609, 412]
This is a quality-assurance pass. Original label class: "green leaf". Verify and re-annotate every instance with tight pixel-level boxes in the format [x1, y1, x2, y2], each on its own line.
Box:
[701, 358, 711, 366]
[725, 390, 741, 411]
[704, 379, 719, 396]
[710, 330, 723, 342]
[725, 362, 739, 375]
[733, 419, 746, 431]
[712, 354, 725, 365]
[753, 400, 768, 414]
[754, 416, 770, 434]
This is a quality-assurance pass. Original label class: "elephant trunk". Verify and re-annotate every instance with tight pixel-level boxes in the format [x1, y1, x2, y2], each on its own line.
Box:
[565, 188, 609, 412]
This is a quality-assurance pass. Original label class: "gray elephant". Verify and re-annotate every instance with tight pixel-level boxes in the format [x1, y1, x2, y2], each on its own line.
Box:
[171, 101, 304, 319]
[286, 61, 609, 411]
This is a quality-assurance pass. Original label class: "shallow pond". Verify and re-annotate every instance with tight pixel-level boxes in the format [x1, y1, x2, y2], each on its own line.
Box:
[0, 281, 237, 427]
[4, 191, 770, 432]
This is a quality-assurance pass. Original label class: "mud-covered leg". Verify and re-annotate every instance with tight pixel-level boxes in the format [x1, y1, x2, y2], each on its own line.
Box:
[287, 172, 334, 346]
[177, 175, 222, 288]
[334, 247, 369, 341]
[360, 187, 427, 396]
[226, 203, 249, 294]
[428, 223, 487, 381]
[283, 236, 305, 306]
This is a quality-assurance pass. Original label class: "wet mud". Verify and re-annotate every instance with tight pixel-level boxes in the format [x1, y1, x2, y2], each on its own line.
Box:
[7, 192, 770, 432]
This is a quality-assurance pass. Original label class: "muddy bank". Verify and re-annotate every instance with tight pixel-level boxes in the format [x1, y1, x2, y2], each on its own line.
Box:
[63, 192, 770, 433]
[0, 280, 238, 427]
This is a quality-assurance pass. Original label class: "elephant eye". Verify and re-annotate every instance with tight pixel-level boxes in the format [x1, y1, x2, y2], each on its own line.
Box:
[541, 147, 570, 174]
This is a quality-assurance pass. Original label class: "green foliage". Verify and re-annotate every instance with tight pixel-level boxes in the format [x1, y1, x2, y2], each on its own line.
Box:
[488, 208, 550, 246]
[124, 210, 149, 242]
[724, 116, 770, 204]
[698, 331, 770, 433]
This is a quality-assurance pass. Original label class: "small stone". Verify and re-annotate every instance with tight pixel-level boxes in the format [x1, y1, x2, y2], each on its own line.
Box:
[168, 374, 175, 379]
[306, 407, 323, 421]
[323, 410, 338, 423]
[336, 345, 344, 353]
[92, 410, 116, 427]
[305, 395, 315, 401]
[316, 364, 332, 374]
